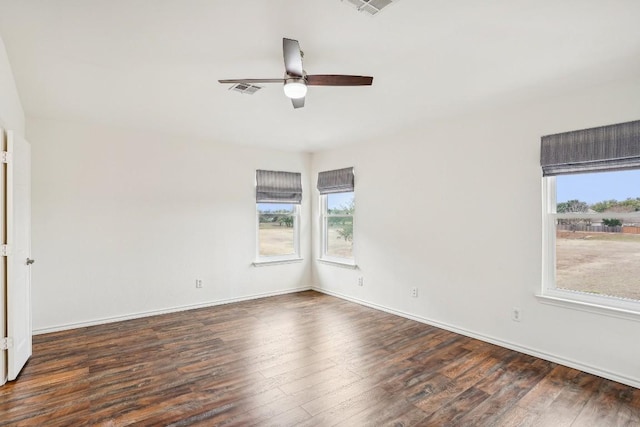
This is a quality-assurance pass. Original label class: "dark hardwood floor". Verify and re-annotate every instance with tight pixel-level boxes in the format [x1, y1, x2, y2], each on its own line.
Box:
[1, 291, 639, 426]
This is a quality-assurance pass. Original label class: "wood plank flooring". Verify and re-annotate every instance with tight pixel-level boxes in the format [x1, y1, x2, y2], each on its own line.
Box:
[1, 291, 639, 426]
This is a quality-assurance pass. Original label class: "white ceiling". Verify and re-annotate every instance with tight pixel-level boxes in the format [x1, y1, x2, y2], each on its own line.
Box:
[1, 0, 639, 152]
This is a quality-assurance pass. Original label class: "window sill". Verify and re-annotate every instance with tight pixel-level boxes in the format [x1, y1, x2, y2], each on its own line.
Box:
[252, 257, 303, 267]
[536, 293, 640, 322]
[317, 258, 358, 269]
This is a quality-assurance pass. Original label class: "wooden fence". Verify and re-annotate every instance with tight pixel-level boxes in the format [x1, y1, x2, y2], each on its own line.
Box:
[556, 224, 622, 233]
[557, 224, 640, 234]
[623, 226, 640, 234]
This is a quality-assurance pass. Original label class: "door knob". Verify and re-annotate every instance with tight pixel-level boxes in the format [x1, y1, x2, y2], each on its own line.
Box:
[26, 258, 35, 265]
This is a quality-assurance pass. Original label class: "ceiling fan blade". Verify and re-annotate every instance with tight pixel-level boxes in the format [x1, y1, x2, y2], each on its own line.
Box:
[283, 38, 304, 77]
[218, 78, 284, 84]
[306, 75, 373, 86]
[291, 97, 305, 109]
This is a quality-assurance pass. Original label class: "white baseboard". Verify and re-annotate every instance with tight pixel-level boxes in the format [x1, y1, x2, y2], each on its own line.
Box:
[312, 286, 640, 390]
[33, 286, 312, 335]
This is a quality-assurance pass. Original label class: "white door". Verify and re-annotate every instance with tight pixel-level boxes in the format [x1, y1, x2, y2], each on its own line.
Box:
[5, 130, 32, 381]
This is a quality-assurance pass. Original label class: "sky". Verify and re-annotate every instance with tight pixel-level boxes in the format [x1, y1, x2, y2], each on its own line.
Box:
[557, 169, 640, 204]
[327, 192, 354, 210]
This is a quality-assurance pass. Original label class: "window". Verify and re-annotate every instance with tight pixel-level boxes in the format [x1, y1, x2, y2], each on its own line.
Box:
[541, 120, 640, 315]
[317, 167, 355, 265]
[255, 170, 302, 264]
[321, 192, 355, 260]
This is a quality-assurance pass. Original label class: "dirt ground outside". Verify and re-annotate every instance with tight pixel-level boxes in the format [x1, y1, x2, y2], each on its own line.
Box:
[259, 224, 294, 256]
[258, 224, 353, 258]
[326, 225, 353, 258]
[556, 231, 640, 300]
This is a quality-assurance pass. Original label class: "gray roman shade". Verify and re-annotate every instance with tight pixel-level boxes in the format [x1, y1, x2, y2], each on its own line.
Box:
[541, 120, 640, 176]
[317, 167, 355, 194]
[256, 170, 302, 204]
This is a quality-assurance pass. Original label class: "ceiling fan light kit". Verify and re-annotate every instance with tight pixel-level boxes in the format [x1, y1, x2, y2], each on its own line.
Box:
[283, 78, 307, 99]
[219, 38, 373, 109]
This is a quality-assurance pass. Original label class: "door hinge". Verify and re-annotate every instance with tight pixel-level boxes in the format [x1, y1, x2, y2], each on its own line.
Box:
[1, 151, 11, 163]
[0, 244, 9, 257]
[0, 337, 13, 350]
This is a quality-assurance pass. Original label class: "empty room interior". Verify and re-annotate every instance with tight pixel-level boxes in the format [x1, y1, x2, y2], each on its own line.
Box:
[1, 1, 640, 425]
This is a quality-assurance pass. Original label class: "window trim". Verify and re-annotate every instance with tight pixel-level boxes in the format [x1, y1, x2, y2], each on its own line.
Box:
[319, 193, 356, 266]
[255, 203, 301, 264]
[540, 176, 640, 319]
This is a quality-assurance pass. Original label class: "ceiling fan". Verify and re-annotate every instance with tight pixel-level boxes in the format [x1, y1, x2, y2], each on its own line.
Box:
[219, 38, 373, 109]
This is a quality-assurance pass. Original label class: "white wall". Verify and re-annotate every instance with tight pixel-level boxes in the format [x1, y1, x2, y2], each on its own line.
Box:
[311, 78, 640, 388]
[28, 119, 312, 331]
[0, 36, 24, 134]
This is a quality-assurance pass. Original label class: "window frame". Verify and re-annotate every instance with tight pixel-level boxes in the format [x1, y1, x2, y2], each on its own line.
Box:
[540, 176, 640, 319]
[319, 192, 356, 267]
[254, 203, 302, 265]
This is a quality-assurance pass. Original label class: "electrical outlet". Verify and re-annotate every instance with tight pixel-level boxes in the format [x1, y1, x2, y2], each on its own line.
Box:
[195, 279, 203, 289]
[357, 277, 364, 286]
[512, 307, 521, 322]
[411, 287, 418, 298]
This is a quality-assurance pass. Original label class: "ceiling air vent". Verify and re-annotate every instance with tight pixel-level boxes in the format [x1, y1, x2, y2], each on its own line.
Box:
[342, 0, 396, 15]
[229, 83, 263, 95]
